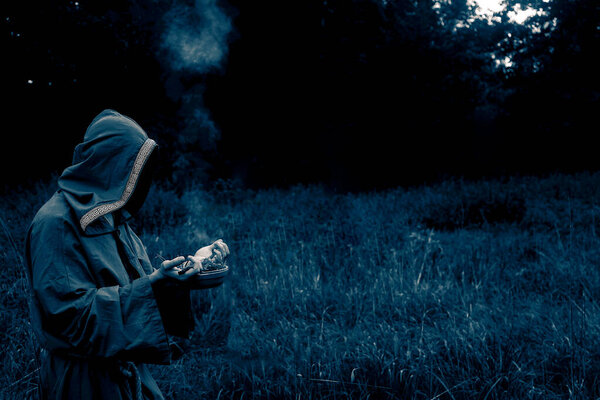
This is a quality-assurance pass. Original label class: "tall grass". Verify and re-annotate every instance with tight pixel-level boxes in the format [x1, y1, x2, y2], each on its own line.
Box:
[3, 172, 600, 399]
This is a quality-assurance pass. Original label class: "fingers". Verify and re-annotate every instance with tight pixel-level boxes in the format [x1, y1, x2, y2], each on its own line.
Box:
[161, 256, 185, 270]
[212, 248, 224, 263]
[176, 259, 195, 275]
[170, 256, 202, 280]
[179, 263, 202, 279]
[210, 241, 229, 264]
[212, 239, 230, 259]
[186, 255, 202, 270]
[161, 258, 201, 280]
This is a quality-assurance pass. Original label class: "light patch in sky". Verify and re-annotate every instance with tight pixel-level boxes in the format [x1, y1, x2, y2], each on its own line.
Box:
[472, 0, 506, 15]
[467, 0, 505, 24]
[508, 4, 542, 24]
[464, 0, 545, 25]
[495, 55, 513, 68]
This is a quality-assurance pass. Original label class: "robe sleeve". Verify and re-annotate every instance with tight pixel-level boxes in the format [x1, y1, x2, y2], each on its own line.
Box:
[28, 215, 172, 364]
[151, 278, 194, 338]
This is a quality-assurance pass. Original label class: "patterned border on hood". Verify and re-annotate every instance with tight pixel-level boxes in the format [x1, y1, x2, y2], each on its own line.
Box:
[80, 138, 157, 231]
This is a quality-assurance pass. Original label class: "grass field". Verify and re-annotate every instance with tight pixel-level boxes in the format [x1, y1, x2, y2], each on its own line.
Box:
[3, 172, 600, 399]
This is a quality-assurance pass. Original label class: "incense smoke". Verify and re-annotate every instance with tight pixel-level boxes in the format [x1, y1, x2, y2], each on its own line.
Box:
[159, 0, 233, 157]
[161, 0, 233, 73]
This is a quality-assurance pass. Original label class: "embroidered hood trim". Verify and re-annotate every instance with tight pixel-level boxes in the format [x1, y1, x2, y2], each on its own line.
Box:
[79, 138, 156, 231]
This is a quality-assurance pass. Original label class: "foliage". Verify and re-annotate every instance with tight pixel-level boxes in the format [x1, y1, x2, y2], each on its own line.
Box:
[5, 172, 600, 398]
[413, 178, 527, 230]
[2, 0, 598, 189]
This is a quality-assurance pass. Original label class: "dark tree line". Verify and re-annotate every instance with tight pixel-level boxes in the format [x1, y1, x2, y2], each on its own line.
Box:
[1, 0, 598, 190]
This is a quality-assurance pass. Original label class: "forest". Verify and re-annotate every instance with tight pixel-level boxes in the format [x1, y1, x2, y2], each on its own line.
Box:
[1, 0, 598, 190]
[1, 0, 599, 398]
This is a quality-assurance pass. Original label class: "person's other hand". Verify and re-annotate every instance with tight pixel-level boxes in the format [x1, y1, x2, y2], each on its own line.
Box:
[149, 256, 201, 284]
[193, 239, 230, 264]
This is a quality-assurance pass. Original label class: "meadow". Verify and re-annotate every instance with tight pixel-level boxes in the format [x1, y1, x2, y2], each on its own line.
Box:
[3, 172, 600, 399]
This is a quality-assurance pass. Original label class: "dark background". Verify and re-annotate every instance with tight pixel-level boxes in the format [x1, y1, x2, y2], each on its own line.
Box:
[1, 0, 598, 191]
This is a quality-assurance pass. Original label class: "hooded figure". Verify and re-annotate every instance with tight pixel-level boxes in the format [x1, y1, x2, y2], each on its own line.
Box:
[25, 109, 196, 399]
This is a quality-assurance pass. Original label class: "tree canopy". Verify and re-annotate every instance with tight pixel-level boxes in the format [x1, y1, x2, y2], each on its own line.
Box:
[1, 0, 598, 190]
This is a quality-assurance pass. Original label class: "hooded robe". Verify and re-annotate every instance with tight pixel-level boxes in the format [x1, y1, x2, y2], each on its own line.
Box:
[25, 109, 193, 400]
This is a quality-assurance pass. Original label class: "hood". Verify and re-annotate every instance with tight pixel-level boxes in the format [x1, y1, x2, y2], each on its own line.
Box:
[58, 109, 157, 235]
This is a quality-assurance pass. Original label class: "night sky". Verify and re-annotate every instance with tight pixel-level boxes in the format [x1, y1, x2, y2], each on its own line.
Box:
[1, 0, 598, 191]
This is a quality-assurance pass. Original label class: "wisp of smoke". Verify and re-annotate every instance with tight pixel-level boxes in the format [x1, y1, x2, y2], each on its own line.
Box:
[162, 0, 232, 73]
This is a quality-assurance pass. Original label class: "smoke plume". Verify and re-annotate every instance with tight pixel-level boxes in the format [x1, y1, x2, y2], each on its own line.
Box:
[162, 0, 233, 73]
[157, 0, 233, 171]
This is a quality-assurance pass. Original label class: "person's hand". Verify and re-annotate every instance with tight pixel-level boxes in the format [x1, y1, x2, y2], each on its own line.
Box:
[149, 256, 201, 284]
[192, 239, 230, 264]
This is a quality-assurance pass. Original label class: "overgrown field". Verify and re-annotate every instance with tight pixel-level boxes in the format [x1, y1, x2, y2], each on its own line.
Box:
[4, 173, 600, 399]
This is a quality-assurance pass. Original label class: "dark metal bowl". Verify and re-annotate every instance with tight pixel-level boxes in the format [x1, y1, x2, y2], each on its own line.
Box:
[184, 265, 229, 290]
